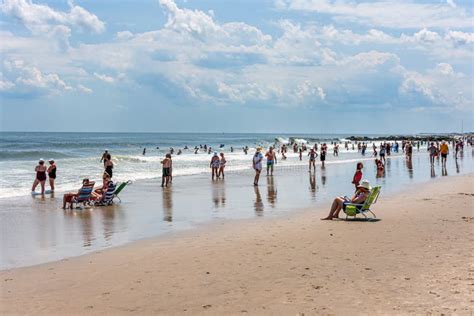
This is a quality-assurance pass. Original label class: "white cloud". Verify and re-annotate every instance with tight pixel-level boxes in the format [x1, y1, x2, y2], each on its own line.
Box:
[77, 84, 92, 94]
[3, 59, 73, 94]
[0, 72, 15, 91]
[276, 0, 473, 29]
[93, 72, 115, 83]
[445, 30, 474, 45]
[1, 0, 105, 34]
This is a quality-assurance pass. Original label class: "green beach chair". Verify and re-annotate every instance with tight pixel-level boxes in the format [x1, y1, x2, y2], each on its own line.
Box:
[344, 186, 381, 220]
[112, 180, 131, 203]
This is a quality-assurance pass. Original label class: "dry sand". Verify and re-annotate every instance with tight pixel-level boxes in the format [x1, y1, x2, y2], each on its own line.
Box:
[1, 175, 473, 315]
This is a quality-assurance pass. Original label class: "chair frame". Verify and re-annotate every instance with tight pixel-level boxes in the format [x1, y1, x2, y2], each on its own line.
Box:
[344, 186, 381, 220]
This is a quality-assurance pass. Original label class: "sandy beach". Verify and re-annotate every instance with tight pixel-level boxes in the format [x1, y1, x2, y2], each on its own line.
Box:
[1, 174, 472, 315]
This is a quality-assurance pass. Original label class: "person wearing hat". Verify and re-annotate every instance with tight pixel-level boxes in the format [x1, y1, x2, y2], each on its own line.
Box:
[31, 159, 48, 195]
[47, 159, 57, 192]
[321, 179, 371, 220]
[252, 147, 264, 185]
[210, 152, 221, 180]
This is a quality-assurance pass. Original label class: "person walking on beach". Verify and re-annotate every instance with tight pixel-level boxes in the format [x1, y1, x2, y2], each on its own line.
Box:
[47, 159, 57, 192]
[161, 153, 172, 187]
[379, 144, 386, 163]
[440, 141, 449, 166]
[104, 154, 114, 178]
[210, 152, 220, 180]
[428, 142, 437, 165]
[253, 147, 263, 186]
[320, 145, 326, 167]
[218, 153, 226, 179]
[265, 147, 277, 176]
[352, 162, 363, 191]
[32, 159, 47, 195]
[308, 148, 318, 172]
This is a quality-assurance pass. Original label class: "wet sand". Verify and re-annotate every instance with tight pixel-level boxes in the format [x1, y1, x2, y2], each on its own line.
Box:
[1, 151, 473, 269]
[1, 174, 473, 314]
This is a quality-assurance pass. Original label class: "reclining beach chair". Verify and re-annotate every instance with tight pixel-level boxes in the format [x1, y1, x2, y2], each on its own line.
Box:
[96, 181, 116, 206]
[112, 180, 131, 203]
[71, 182, 95, 209]
[344, 186, 381, 220]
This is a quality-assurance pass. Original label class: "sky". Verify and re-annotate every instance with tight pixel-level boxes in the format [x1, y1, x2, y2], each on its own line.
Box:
[0, 0, 473, 134]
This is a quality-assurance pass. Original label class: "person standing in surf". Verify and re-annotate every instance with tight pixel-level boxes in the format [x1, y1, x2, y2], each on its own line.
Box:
[265, 147, 277, 176]
[161, 153, 172, 187]
[32, 159, 47, 195]
[253, 147, 263, 186]
[218, 152, 226, 179]
[104, 154, 114, 178]
[47, 159, 57, 192]
[210, 152, 220, 180]
[100, 149, 109, 165]
[320, 144, 327, 167]
[308, 148, 318, 172]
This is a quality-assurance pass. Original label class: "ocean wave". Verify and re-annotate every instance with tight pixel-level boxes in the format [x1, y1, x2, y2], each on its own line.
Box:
[0, 151, 75, 161]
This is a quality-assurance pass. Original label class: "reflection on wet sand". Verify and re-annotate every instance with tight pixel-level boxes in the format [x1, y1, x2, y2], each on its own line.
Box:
[212, 181, 226, 209]
[64, 209, 95, 248]
[320, 165, 326, 186]
[100, 206, 117, 242]
[441, 165, 448, 176]
[266, 176, 277, 208]
[430, 165, 436, 178]
[309, 172, 317, 199]
[406, 157, 413, 179]
[456, 159, 460, 173]
[254, 186, 264, 215]
[162, 187, 173, 222]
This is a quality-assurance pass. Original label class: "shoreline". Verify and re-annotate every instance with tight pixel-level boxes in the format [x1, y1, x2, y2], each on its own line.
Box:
[1, 175, 473, 314]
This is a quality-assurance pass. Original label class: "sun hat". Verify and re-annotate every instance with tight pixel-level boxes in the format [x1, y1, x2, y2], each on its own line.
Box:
[49, 158, 54, 162]
[213, 152, 218, 156]
[357, 179, 372, 191]
[39, 158, 45, 162]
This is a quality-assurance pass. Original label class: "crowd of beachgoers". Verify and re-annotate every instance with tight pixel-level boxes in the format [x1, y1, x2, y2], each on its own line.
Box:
[30, 136, 471, 215]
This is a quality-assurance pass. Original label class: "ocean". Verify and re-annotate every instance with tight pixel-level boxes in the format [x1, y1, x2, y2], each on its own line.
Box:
[0, 132, 384, 199]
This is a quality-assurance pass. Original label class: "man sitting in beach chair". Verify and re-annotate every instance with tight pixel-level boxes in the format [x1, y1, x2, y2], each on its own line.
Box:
[62, 179, 95, 209]
[321, 180, 373, 220]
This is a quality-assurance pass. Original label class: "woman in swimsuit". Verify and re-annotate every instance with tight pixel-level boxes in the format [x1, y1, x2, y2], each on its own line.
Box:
[321, 180, 371, 220]
[47, 159, 57, 192]
[218, 152, 226, 179]
[104, 154, 114, 178]
[210, 152, 220, 180]
[32, 159, 48, 194]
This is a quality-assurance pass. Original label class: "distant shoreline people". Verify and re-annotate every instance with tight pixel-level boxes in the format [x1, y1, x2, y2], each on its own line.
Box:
[100, 149, 109, 165]
[31, 158, 47, 195]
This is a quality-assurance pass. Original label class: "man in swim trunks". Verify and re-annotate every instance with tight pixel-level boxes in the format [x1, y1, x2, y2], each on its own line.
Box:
[265, 147, 277, 176]
[253, 147, 263, 185]
[439, 141, 449, 166]
[161, 153, 172, 187]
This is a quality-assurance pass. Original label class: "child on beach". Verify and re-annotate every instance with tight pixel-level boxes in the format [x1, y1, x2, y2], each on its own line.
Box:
[253, 147, 263, 186]
[47, 159, 56, 192]
[161, 154, 172, 187]
[210, 152, 220, 180]
[219, 153, 226, 179]
[352, 162, 363, 190]
[265, 147, 277, 176]
[32, 159, 47, 195]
